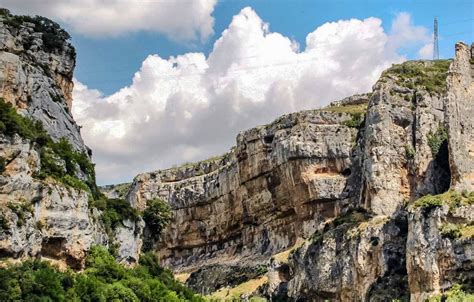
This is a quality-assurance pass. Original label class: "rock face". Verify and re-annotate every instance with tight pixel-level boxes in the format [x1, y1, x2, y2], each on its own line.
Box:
[125, 42, 473, 301]
[0, 134, 106, 267]
[0, 12, 140, 268]
[445, 42, 474, 191]
[406, 203, 473, 301]
[0, 13, 87, 153]
[128, 108, 362, 269]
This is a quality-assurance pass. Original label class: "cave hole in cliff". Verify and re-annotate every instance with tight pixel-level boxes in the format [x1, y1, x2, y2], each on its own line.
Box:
[433, 139, 451, 194]
[41, 237, 66, 259]
[263, 134, 275, 144]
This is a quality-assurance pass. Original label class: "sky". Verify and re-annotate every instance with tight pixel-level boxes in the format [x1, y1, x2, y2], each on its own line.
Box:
[2, 0, 473, 185]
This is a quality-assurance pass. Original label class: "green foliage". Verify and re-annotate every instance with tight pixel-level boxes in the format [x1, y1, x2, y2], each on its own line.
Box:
[386, 60, 451, 94]
[0, 212, 9, 233]
[0, 247, 204, 301]
[143, 199, 172, 238]
[0, 99, 48, 143]
[413, 190, 474, 211]
[0, 98, 100, 198]
[0, 8, 72, 54]
[405, 145, 416, 159]
[0, 156, 5, 173]
[426, 284, 474, 302]
[142, 198, 172, 252]
[99, 199, 140, 242]
[7, 201, 33, 227]
[343, 112, 365, 129]
[427, 124, 448, 157]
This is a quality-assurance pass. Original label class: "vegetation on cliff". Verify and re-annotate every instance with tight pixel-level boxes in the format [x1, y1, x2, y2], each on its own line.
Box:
[0, 8, 73, 54]
[412, 190, 474, 211]
[0, 98, 100, 199]
[0, 246, 203, 301]
[383, 60, 451, 94]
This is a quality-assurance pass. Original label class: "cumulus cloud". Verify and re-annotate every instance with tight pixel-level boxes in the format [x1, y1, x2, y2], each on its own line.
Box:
[1, 0, 217, 40]
[72, 8, 431, 184]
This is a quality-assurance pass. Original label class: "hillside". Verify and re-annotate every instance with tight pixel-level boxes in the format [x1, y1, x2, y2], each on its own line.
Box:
[0, 7, 472, 302]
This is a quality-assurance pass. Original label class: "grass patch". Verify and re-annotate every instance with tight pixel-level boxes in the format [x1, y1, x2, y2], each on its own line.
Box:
[206, 276, 268, 301]
[427, 284, 474, 302]
[7, 200, 33, 227]
[0, 246, 203, 301]
[440, 223, 474, 240]
[412, 190, 474, 211]
[321, 102, 368, 129]
[0, 98, 100, 199]
[383, 60, 451, 94]
[427, 124, 448, 158]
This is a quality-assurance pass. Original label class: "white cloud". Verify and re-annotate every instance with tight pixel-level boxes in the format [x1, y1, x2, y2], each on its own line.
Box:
[1, 0, 217, 40]
[72, 8, 431, 184]
[418, 42, 434, 59]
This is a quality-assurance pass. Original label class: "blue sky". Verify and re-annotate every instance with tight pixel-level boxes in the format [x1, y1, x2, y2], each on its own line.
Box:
[3, 0, 473, 184]
[71, 0, 473, 95]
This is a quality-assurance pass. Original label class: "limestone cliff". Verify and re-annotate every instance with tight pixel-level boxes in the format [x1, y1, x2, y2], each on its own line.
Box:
[123, 42, 473, 301]
[0, 10, 141, 268]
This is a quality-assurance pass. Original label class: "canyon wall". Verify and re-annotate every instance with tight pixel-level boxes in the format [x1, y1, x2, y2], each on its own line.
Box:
[127, 42, 474, 301]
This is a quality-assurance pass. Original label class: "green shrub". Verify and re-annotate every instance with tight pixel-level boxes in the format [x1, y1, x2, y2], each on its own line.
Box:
[405, 145, 416, 159]
[427, 124, 448, 157]
[385, 60, 451, 94]
[101, 198, 140, 238]
[143, 198, 172, 238]
[343, 112, 365, 129]
[0, 213, 9, 233]
[0, 9, 72, 54]
[412, 190, 473, 211]
[7, 201, 33, 227]
[0, 98, 100, 199]
[440, 223, 461, 239]
[413, 194, 443, 209]
[427, 284, 474, 302]
[0, 246, 204, 301]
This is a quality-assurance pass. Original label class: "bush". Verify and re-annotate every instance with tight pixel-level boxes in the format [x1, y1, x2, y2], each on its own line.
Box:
[101, 198, 140, 237]
[427, 284, 474, 302]
[0, 247, 204, 301]
[413, 190, 473, 211]
[0, 98, 100, 199]
[427, 124, 448, 157]
[405, 145, 416, 159]
[143, 198, 172, 239]
[0, 9, 71, 54]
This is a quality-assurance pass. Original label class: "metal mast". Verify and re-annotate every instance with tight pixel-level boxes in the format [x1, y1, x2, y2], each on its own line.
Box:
[433, 17, 439, 60]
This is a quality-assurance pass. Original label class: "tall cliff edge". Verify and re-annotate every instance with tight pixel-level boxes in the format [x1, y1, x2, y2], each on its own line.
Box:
[122, 42, 474, 301]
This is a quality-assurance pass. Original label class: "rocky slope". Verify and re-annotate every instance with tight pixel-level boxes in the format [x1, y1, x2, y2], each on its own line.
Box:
[123, 42, 474, 301]
[0, 10, 141, 268]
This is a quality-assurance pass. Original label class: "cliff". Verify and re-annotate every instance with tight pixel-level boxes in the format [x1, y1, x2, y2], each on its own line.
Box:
[0, 10, 142, 268]
[124, 42, 474, 301]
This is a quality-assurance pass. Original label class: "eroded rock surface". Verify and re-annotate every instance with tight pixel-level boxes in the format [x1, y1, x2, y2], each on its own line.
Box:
[128, 108, 363, 269]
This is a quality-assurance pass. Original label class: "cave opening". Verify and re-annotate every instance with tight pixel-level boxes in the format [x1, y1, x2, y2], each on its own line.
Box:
[433, 139, 451, 194]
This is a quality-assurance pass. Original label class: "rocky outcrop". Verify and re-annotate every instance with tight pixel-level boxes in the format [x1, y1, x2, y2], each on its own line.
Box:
[128, 106, 364, 269]
[0, 12, 140, 268]
[445, 42, 474, 191]
[123, 42, 473, 301]
[0, 134, 107, 267]
[407, 202, 473, 301]
[0, 12, 87, 153]
[360, 60, 451, 216]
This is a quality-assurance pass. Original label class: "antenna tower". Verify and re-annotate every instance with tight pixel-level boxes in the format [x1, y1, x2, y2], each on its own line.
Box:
[433, 17, 439, 60]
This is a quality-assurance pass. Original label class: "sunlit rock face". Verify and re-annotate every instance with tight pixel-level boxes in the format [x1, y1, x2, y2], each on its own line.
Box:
[0, 15, 87, 153]
[128, 107, 363, 269]
[128, 42, 473, 301]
